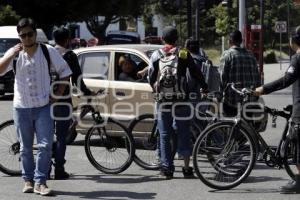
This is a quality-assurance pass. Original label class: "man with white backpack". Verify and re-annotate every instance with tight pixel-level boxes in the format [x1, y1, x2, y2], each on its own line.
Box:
[148, 26, 208, 179]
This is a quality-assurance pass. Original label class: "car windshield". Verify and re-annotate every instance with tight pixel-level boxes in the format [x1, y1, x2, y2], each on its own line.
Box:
[0, 39, 20, 57]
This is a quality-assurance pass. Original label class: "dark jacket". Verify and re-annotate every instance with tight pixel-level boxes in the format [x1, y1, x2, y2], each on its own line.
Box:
[263, 53, 300, 119]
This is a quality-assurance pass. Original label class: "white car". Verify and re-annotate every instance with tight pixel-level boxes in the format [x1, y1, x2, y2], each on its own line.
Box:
[72, 44, 162, 129]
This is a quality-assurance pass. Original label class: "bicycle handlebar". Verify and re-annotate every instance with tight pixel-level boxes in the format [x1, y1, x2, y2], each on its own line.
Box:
[228, 83, 253, 97]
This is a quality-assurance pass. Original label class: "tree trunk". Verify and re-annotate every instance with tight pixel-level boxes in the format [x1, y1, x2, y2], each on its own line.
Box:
[85, 15, 119, 45]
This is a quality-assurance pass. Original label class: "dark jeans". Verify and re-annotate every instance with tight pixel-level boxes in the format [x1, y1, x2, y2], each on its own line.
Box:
[53, 104, 72, 170]
[156, 103, 192, 172]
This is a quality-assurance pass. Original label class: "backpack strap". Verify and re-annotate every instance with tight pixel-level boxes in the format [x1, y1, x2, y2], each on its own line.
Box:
[12, 43, 51, 76]
[40, 43, 51, 79]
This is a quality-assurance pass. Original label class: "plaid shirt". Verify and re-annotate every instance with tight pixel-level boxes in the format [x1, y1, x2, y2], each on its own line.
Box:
[220, 47, 261, 106]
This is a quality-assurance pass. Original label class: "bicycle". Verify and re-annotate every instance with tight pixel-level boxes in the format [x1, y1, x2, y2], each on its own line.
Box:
[0, 102, 135, 175]
[127, 95, 218, 170]
[83, 104, 134, 174]
[192, 83, 297, 190]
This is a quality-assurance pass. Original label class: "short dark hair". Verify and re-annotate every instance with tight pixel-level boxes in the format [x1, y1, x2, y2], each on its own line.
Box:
[229, 30, 243, 45]
[53, 27, 70, 46]
[185, 38, 199, 54]
[17, 18, 37, 33]
[162, 26, 178, 45]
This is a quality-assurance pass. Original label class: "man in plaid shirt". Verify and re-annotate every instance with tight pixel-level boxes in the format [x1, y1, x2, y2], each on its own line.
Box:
[220, 30, 261, 116]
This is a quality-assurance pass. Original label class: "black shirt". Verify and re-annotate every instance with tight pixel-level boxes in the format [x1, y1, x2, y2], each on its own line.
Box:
[59, 51, 92, 104]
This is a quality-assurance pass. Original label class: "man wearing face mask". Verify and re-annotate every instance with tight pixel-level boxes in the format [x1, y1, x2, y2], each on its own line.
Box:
[0, 18, 72, 195]
[51, 27, 94, 180]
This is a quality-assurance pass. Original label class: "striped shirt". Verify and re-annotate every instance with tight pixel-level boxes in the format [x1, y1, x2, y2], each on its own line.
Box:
[5, 44, 72, 108]
[219, 47, 261, 106]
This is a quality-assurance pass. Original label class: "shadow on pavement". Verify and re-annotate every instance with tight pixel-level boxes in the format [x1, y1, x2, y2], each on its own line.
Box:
[53, 190, 157, 199]
[70, 174, 165, 184]
[243, 175, 287, 183]
[209, 188, 280, 194]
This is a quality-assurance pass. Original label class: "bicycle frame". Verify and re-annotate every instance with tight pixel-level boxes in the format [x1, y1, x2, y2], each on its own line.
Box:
[218, 83, 292, 168]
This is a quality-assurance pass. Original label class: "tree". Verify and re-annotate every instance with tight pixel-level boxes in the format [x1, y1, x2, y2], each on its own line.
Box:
[1, 0, 145, 40]
[0, 5, 20, 26]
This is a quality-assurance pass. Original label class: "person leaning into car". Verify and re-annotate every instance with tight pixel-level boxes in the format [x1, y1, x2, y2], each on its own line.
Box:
[0, 18, 72, 196]
[148, 26, 208, 179]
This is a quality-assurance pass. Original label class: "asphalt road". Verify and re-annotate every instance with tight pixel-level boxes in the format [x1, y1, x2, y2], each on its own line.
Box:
[1, 92, 300, 200]
[0, 61, 298, 200]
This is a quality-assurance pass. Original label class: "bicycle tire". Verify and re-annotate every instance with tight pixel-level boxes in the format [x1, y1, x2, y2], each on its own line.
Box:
[0, 120, 21, 176]
[282, 138, 297, 180]
[193, 121, 257, 190]
[128, 114, 177, 170]
[84, 117, 134, 174]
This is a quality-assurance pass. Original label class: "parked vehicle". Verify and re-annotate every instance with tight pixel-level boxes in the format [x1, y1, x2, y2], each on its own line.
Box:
[0, 26, 48, 95]
[143, 36, 163, 45]
[72, 44, 162, 133]
[106, 30, 141, 44]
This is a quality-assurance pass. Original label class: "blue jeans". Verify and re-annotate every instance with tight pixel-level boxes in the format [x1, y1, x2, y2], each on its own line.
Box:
[157, 103, 192, 172]
[13, 104, 53, 184]
[53, 104, 72, 170]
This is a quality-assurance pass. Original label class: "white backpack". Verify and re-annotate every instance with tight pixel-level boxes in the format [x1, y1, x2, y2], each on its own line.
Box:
[155, 48, 186, 102]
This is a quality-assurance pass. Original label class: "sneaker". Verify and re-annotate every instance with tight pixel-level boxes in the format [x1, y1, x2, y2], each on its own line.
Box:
[182, 167, 195, 178]
[54, 170, 70, 180]
[22, 181, 34, 193]
[159, 169, 173, 180]
[280, 177, 300, 194]
[34, 184, 52, 196]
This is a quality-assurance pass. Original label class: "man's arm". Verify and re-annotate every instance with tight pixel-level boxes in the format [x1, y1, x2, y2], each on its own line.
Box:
[263, 64, 298, 94]
[50, 76, 71, 103]
[148, 51, 160, 90]
[0, 43, 22, 74]
[65, 52, 92, 95]
[219, 51, 230, 90]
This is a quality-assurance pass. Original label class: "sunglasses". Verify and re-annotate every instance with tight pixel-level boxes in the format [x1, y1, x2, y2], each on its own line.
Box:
[19, 31, 35, 39]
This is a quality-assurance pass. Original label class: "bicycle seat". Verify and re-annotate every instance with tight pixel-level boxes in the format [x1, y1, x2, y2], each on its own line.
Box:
[283, 105, 293, 113]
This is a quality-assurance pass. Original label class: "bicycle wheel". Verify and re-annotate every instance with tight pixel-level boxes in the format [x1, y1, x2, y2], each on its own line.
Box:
[282, 138, 298, 180]
[193, 121, 257, 190]
[128, 114, 178, 170]
[0, 120, 21, 176]
[128, 114, 160, 170]
[84, 117, 134, 174]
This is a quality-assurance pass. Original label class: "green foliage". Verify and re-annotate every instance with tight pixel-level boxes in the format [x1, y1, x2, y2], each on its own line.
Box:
[210, 5, 229, 36]
[0, 5, 20, 26]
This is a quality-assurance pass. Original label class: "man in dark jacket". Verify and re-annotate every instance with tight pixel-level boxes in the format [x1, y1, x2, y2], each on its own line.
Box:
[52, 27, 93, 179]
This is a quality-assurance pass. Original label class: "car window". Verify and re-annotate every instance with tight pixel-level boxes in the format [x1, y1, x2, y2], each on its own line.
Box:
[115, 52, 148, 83]
[79, 52, 110, 80]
